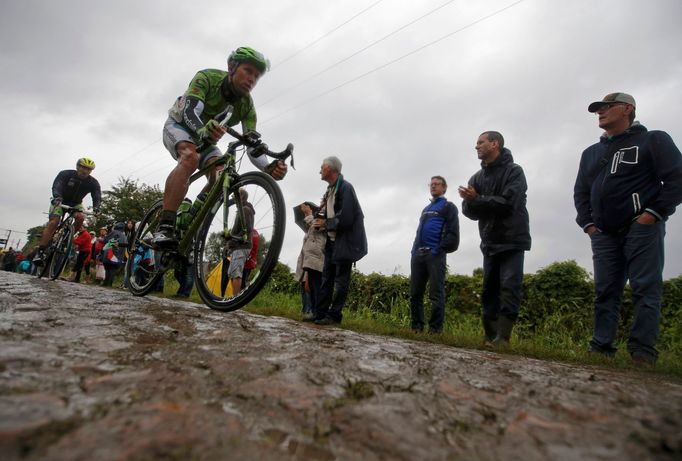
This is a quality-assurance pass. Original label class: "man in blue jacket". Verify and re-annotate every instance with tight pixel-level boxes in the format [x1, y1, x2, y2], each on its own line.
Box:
[309, 156, 368, 326]
[460, 131, 531, 347]
[410, 176, 459, 334]
[574, 92, 682, 365]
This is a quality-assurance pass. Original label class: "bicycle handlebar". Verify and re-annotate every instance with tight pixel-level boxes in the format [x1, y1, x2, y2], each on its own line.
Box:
[223, 126, 294, 165]
[196, 115, 295, 167]
[57, 204, 97, 216]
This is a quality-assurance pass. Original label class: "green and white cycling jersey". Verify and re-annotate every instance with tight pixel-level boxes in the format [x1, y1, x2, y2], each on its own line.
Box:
[168, 68, 257, 140]
[164, 68, 269, 171]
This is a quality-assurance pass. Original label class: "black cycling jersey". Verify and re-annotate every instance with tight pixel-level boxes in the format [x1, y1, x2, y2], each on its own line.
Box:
[52, 169, 102, 209]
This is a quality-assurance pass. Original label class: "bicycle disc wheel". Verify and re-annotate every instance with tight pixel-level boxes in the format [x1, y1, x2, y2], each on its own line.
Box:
[194, 171, 286, 311]
[48, 223, 73, 280]
[127, 199, 166, 296]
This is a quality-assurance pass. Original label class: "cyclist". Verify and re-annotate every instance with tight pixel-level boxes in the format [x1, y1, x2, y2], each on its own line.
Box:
[33, 158, 101, 265]
[153, 46, 287, 247]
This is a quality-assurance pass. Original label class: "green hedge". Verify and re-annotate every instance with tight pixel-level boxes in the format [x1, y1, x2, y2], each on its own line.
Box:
[267, 260, 682, 352]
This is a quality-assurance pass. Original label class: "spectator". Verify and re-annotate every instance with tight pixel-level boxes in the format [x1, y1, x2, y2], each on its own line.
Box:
[241, 228, 260, 291]
[173, 259, 194, 298]
[310, 156, 367, 326]
[24, 247, 39, 275]
[93, 227, 108, 284]
[68, 225, 92, 283]
[574, 92, 682, 365]
[2, 248, 17, 272]
[101, 222, 127, 287]
[16, 258, 33, 275]
[225, 188, 254, 294]
[295, 201, 327, 320]
[410, 176, 460, 334]
[122, 220, 136, 288]
[459, 131, 531, 347]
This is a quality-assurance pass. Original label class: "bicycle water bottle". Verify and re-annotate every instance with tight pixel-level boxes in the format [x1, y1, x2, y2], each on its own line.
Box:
[176, 198, 193, 234]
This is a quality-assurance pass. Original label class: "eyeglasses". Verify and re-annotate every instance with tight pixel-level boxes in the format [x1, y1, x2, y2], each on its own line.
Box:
[596, 103, 627, 113]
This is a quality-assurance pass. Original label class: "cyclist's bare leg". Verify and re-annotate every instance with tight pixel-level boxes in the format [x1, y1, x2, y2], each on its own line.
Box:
[163, 141, 200, 212]
[39, 216, 61, 248]
[231, 277, 242, 294]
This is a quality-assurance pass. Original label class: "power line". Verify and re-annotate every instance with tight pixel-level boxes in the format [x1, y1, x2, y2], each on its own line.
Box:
[261, 0, 525, 126]
[262, 0, 458, 107]
[273, 0, 386, 70]
[96, 137, 161, 178]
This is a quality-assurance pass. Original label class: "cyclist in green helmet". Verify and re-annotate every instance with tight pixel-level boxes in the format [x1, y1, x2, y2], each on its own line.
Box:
[154, 46, 287, 247]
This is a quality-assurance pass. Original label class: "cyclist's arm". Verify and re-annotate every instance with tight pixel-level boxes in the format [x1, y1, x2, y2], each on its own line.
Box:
[91, 178, 102, 211]
[51, 170, 69, 201]
[181, 96, 207, 136]
[242, 110, 269, 171]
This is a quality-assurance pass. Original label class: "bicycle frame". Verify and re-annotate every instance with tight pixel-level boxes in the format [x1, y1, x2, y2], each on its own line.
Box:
[175, 143, 247, 257]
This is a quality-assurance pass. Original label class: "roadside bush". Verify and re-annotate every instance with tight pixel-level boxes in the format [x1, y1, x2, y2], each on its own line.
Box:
[265, 259, 682, 353]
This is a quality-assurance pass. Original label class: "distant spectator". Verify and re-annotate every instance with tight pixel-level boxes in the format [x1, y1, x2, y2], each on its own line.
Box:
[93, 227, 108, 283]
[101, 222, 127, 287]
[2, 248, 17, 272]
[122, 220, 136, 288]
[241, 228, 260, 291]
[68, 225, 92, 283]
[16, 258, 33, 274]
[174, 259, 194, 298]
[225, 188, 254, 295]
[295, 201, 326, 320]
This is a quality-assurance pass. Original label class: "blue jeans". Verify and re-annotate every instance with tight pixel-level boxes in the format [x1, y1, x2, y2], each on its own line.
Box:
[301, 269, 322, 315]
[409, 251, 446, 332]
[482, 250, 525, 322]
[590, 221, 665, 360]
[174, 260, 194, 297]
[315, 240, 352, 322]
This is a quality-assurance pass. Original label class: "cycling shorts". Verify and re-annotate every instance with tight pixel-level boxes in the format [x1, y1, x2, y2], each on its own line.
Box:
[162, 118, 222, 170]
[227, 249, 249, 278]
[48, 202, 84, 218]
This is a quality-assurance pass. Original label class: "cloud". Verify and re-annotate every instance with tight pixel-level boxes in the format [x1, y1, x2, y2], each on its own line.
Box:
[1, 0, 681, 279]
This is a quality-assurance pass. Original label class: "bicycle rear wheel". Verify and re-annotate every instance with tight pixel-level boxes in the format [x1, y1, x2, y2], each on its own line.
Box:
[48, 222, 73, 280]
[127, 199, 166, 296]
[194, 171, 286, 311]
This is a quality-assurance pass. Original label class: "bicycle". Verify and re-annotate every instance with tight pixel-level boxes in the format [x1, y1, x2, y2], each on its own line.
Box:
[38, 204, 82, 280]
[126, 124, 293, 312]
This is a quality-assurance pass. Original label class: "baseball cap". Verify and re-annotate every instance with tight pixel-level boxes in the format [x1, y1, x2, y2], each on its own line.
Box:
[588, 92, 636, 113]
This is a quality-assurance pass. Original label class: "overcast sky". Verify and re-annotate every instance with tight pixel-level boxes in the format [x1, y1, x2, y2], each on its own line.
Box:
[1, 0, 681, 279]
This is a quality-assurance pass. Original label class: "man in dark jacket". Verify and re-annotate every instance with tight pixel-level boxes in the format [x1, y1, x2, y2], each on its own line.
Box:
[310, 156, 367, 325]
[410, 175, 459, 334]
[459, 131, 531, 346]
[574, 92, 682, 365]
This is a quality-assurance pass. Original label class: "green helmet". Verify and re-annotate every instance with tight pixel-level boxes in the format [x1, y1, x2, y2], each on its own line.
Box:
[228, 47, 270, 74]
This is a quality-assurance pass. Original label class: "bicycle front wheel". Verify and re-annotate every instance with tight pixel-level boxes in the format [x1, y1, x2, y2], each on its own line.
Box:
[48, 222, 73, 280]
[194, 171, 286, 311]
[127, 199, 166, 296]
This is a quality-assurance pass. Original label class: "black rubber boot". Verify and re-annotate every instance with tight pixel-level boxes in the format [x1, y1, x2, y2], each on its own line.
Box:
[482, 315, 498, 345]
[492, 316, 514, 347]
